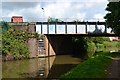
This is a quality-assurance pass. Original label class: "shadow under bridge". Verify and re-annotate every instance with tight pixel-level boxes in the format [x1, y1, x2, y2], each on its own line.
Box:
[44, 35, 87, 58]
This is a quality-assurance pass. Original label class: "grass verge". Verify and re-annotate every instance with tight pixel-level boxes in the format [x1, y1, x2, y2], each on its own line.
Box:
[60, 52, 113, 79]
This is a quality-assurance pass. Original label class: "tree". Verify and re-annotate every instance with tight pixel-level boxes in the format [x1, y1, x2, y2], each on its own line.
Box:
[48, 17, 63, 22]
[104, 2, 120, 35]
[73, 19, 81, 22]
[0, 21, 9, 31]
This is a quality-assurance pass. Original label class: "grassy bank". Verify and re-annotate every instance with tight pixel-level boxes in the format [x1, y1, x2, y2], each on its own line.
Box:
[60, 52, 113, 79]
[85, 37, 120, 58]
[60, 37, 120, 79]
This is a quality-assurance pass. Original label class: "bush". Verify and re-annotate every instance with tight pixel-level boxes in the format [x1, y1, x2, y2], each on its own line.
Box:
[96, 43, 104, 49]
[116, 42, 120, 48]
[2, 29, 34, 59]
[103, 41, 119, 48]
[87, 41, 96, 58]
[85, 37, 110, 44]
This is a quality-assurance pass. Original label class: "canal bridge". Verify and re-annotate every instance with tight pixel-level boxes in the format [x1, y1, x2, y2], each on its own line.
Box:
[9, 21, 119, 58]
[36, 21, 115, 36]
[35, 21, 119, 57]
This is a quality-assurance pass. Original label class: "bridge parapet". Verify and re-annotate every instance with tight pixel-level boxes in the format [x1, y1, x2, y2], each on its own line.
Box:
[8, 22, 36, 32]
[36, 21, 108, 35]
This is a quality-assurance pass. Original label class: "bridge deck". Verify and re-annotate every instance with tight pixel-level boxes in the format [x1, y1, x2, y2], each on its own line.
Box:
[8, 22, 119, 36]
[45, 33, 120, 37]
[36, 21, 109, 35]
[36, 21, 106, 25]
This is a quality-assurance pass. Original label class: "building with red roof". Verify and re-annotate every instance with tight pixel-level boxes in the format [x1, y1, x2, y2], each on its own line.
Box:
[11, 16, 23, 23]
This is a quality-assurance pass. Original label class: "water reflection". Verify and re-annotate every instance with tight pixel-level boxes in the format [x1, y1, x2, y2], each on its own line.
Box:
[2, 56, 55, 78]
[47, 55, 81, 78]
[2, 47, 120, 79]
[2, 55, 81, 79]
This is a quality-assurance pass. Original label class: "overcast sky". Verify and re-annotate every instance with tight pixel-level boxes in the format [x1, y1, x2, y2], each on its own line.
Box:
[1, 0, 112, 33]
[1, 0, 109, 22]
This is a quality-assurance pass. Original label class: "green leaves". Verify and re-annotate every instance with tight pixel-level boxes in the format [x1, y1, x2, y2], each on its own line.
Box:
[0, 21, 9, 31]
[104, 2, 120, 34]
[2, 29, 38, 59]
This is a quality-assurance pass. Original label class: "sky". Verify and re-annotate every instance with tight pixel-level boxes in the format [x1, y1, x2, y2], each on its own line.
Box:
[1, 0, 112, 34]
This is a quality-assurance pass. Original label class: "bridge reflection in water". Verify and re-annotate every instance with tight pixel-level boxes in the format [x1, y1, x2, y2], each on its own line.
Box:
[2, 56, 55, 78]
[2, 55, 82, 78]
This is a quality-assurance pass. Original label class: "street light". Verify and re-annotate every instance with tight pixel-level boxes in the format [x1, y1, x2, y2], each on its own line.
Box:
[42, 8, 44, 11]
[42, 8, 44, 22]
[40, 8, 44, 34]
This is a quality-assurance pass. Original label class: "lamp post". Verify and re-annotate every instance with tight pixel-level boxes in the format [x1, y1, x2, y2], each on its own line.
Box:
[40, 8, 44, 34]
[42, 8, 44, 22]
[40, 8, 45, 34]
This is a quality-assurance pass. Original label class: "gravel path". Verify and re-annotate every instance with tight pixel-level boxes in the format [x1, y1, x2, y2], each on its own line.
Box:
[107, 59, 120, 79]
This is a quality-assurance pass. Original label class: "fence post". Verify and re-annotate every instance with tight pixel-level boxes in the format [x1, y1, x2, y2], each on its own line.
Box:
[85, 21, 88, 33]
[75, 21, 77, 34]
[47, 22, 49, 34]
[41, 22, 43, 34]
[55, 21, 57, 34]
[65, 22, 67, 34]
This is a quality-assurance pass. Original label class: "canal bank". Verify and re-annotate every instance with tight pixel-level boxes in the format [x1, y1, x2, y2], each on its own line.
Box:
[2, 49, 120, 79]
[60, 51, 120, 79]
[2, 31, 120, 79]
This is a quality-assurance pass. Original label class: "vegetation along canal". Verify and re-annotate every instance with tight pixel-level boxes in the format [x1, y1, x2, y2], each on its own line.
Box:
[2, 29, 120, 79]
[2, 47, 120, 79]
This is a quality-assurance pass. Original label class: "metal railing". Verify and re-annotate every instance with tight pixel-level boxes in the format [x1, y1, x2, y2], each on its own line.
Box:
[36, 21, 107, 34]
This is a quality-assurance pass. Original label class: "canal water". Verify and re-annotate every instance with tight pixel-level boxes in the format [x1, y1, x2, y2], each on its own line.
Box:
[2, 47, 120, 79]
[2, 55, 81, 78]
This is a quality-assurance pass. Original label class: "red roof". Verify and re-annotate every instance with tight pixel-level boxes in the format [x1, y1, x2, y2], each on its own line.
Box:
[11, 16, 23, 22]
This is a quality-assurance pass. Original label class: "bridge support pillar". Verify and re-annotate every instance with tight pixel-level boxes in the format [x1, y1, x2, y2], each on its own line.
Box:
[44, 36, 56, 57]
[27, 37, 39, 58]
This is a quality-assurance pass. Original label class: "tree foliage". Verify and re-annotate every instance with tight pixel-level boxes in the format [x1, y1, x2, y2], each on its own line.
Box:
[0, 21, 9, 31]
[48, 17, 63, 22]
[104, 2, 120, 34]
[2, 29, 29, 58]
[85, 37, 110, 44]
[2, 29, 39, 59]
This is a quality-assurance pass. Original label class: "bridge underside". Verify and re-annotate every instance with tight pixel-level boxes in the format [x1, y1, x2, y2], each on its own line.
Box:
[45, 33, 119, 37]
[43, 34, 119, 57]
[44, 35, 73, 56]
